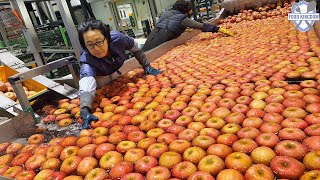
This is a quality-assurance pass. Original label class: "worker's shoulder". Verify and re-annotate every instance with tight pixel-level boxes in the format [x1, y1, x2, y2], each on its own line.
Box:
[110, 31, 130, 42]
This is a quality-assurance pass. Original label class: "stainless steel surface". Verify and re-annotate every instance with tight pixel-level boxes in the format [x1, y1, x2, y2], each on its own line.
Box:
[34, 2, 45, 25]
[55, 0, 82, 60]
[10, 0, 47, 66]
[42, 48, 74, 53]
[46, 0, 57, 21]
[10, 80, 31, 110]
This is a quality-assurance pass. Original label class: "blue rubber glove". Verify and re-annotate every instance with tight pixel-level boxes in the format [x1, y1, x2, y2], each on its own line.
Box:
[144, 65, 161, 75]
[80, 107, 98, 129]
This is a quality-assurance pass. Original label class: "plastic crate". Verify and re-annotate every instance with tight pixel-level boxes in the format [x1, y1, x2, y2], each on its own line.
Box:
[0, 66, 47, 98]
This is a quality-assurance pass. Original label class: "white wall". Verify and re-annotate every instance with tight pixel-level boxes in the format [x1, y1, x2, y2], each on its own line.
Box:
[90, 0, 118, 30]
[154, 0, 176, 16]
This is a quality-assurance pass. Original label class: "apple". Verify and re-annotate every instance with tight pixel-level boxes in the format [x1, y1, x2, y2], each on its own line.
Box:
[188, 171, 214, 180]
[199, 128, 220, 139]
[244, 164, 274, 180]
[60, 146, 80, 160]
[306, 113, 320, 125]
[278, 127, 306, 141]
[14, 170, 36, 180]
[304, 123, 320, 136]
[225, 152, 252, 173]
[183, 146, 206, 164]
[33, 169, 54, 180]
[242, 117, 263, 128]
[124, 148, 145, 164]
[84, 168, 107, 180]
[275, 140, 308, 161]
[146, 128, 165, 138]
[260, 122, 282, 133]
[77, 137, 93, 147]
[236, 96, 252, 105]
[99, 151, 122, 170]
[255, 133, 279, 148]
[212, 107, 231, 119]
[148, 111, 164, 123]
[25, 154, 46, 170]
[265, 94, 284, 103]
[172, 161, 197, 179]
[225, 112, 246, 124]
[78, 144, 97, 158]
[136, 137, 156, 150]
[34, 145, 50, 156]
[6, 142, 24, 154]
[306, 103, 320, 113]
[2, 166, 23, 178]
[0, 165, 9, 175]
[0, 154, 13, 166]
[232, 138, 258, 154]
[159, 151, 182, 169]
[282, 107, 308, 119]
[237, 127, 260, 139]
[250, 146, 276, 165]
[281, 117, 308, 129]
[169, 139, 192, 154]
[303, 136, 320, 151]
[157, 119, 174, 129]
[76, 157, 98, 177]
[164, 110, 181, 120]
[200, 102, 217, 113]
[46, 145, 64, 159]
[42, 158, 61, 170]
[157, 133, 177, 145]
[147, 143, 168, 158]
[11, 152, 32, 166]
[221, 123, 241, 134]
[198, 155, 225, 176]
[49, 137, 63, 146]
[300, 170, 320, 180]
[304, 94, 320, 103]
[146, 166, 171, 179]
[60, 136, 77, 147]
[178, 129, 199, 141]
[216, 169, 244, 180]
[109, 161, 133, 179]
[166, 124, 186, 135]
[249, 99, 266, 110]
[270, 156, 305, 179]
[134, 156, 158, 174]
[303, 150, 320, 170]
[120, 173, 144, 180]
[246, 109, 265, 118]
[108, 132, 127, 144]
[218, 98, 236, 109]
[60, 156, 82, 175]
[206, 117, 226, 129]
[216, 134, 238, 146]
[192, 135, 215, 150]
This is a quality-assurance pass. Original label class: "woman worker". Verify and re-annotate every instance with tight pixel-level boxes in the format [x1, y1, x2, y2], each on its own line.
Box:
[143, 0, 234, 51]
[78, 20, 161, 129]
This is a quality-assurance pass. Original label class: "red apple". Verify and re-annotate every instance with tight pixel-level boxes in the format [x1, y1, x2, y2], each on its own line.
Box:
[274, 140, 308, 161]
[198, 155, 225, 176]
[225, 152, 252, 173]
[270, 156, 305, 179]
[216, 169, 244, 180]
[134, 156, 158, 174]
[244, 164, 274, 180]
[159, 151, 182, 169]
[255, 133, 279, 148]
[183, 147, 206, 164]
[146, 166, 171, 179]
[84, 168, 107, 180]
[60, 156, 82, 175]
[172, 161, 197, 179]
[99, 151, 122, 170]
[303, 136, 320, 151]
[250, 146, 276, 165]
[76, 157, 98, 177]
[109, 161, 133, 179]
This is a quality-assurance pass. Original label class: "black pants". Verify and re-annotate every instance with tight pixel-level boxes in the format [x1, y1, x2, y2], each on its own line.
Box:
[142, 27, 176, 52]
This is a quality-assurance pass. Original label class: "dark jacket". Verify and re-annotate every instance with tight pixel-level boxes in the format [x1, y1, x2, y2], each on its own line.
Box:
[143, 10, 219, 51]
[80, 31, 134, 79]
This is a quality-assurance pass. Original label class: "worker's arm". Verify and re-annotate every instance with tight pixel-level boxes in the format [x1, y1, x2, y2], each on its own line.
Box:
[79, 63, 98, 129]
[181, 18, 234, 36]
[120, 33, 161, 75]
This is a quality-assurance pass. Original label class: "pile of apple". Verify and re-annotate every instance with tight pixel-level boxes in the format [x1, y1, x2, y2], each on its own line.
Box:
[1, 5, 320, 180]
[219, 3, 291, 25]
[0, 80, 37, 102]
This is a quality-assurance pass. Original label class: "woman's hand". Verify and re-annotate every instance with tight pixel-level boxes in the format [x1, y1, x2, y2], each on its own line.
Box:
[80, 107, 98, 129]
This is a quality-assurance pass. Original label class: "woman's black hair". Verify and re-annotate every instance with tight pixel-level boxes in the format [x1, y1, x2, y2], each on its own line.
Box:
[78, 19, 111, 50]
[173, 0, 192, 14]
